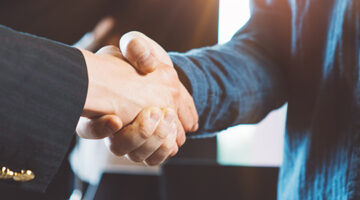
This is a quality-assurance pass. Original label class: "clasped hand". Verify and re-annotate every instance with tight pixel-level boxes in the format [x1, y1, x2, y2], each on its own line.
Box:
[76, 32, 198, 165]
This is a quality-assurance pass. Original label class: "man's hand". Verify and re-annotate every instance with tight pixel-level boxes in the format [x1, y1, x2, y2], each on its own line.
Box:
[76, 44, 198, 164]
[81, 45, 198, 133]
[77, 107, 179, 166]
[119, 31, 172, 74]
[108, 107, 179, 165]
[119, 31, 199, 146]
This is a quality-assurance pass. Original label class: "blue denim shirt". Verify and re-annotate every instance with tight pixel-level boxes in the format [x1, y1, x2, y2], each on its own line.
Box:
[170, 0, 360, 199]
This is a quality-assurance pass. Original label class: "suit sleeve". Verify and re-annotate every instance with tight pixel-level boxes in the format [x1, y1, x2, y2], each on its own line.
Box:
[0, 25, 88, 192]
[170, 0, 292, 137]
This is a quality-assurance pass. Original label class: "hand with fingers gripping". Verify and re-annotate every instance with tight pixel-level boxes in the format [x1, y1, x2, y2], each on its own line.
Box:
[76, 36, 198, 165]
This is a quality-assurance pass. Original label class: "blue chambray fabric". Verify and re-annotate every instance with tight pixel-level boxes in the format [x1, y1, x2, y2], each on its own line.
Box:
[170, 0, 360, 199]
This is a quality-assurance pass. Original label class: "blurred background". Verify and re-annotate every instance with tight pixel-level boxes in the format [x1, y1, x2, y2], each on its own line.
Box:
[0, 0, 287, 199]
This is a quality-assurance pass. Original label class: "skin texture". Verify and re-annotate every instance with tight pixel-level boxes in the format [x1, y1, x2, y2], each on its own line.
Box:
[119, 31, 200, 135]
[77, 44, 198, 165]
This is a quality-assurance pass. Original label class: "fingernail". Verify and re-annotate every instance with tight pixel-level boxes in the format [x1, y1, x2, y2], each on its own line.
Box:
[138, 54, 157, 72]
[150, 109, 161, 122]
[164, 112, 175, 124]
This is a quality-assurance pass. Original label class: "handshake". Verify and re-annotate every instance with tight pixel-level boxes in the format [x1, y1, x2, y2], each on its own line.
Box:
[76, 32, 199, 166]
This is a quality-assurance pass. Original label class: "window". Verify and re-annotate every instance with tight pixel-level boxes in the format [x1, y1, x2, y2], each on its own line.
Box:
[217, 0, 286, 167]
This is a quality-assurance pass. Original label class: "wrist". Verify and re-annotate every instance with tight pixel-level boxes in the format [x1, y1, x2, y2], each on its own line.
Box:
[79, 48, 115, 118]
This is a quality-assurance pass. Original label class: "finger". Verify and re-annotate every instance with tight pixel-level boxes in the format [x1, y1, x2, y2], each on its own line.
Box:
[107, 107, 162, 156]
[128, 108, 176, 162]
[120, 33, 158, 74]
[177, 87, 199, 132]
[170, 144, 179, 157]
[96, 45, 124, 59]
[145, 128, 177, 166]
[121, 31, 173, 66]
[159, 144, 179, 164]
[76, 115, 122, 139]
[120, 31, 199, 131]
[174, 118, 186, 147]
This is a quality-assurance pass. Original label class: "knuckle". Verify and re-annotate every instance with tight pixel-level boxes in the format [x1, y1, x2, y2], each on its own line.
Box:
[165, 87, 180, 105]
[154, 129, 168, 140]
[137, 122, 152, 139]
[161, 141, 174, 152]
[172, 87, 181, 100]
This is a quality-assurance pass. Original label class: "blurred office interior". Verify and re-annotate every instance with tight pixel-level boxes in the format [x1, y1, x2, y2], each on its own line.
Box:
[0, 0, 287, 199]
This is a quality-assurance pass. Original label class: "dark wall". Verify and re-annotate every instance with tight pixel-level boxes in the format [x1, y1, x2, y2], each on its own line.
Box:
[0, 0, 219, 52]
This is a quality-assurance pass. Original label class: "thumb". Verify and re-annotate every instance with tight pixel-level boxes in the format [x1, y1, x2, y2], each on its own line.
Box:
[76, 115, 123, 139]
[120, 33, 158, 74]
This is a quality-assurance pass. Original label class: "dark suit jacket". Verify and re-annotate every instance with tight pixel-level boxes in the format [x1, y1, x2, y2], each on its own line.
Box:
[0, 25, 88, 199]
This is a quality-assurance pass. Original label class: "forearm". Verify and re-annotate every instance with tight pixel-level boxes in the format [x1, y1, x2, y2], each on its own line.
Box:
[171, 42, 286, 137]
[171, 0, 291, 136]
[77, 48, 118, 118]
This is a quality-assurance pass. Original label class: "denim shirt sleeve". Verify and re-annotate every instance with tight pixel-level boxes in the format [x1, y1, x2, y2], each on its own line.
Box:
[170, 0, 292, 137]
